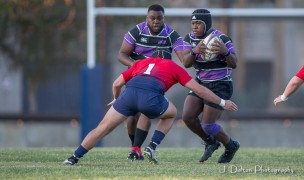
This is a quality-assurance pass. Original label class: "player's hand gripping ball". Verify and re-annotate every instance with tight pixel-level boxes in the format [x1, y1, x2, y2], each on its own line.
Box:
[201, 34, 220, 61]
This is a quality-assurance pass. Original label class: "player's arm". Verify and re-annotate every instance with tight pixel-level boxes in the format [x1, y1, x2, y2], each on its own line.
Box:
[224, 50, 237, 69]
[175, 50, 184, 64]
[118, 41, 134, 67]
[170, 32, 184, 64]
[273, 76, 304, 106]
[184, 79, 238, 111]
[212, 36, 238, 69]
[108, 75, 126, 106]
[212, 39, 238, 69]
[182, 48, 195, 68]
[183, 40, 206, 68]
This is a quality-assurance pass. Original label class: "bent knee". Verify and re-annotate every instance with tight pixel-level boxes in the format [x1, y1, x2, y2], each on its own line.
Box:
[201, 123, 221, 137]
[169, 102, 177, 117]
[163, 102, 177, 118]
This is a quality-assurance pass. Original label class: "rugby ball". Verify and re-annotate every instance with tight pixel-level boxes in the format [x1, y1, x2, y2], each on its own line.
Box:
[202, 34, 220, 61]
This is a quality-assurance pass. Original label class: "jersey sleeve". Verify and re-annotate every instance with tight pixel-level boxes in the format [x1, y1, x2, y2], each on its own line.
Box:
[296, 66, 304, 80]
[183, 34, 192, 50]
[122, 63, 137, 82]
[124, 25, 140, 47]
[219, 34, 235, 53]
[173, 63, 192, 86]
[170, 31, 184, 52]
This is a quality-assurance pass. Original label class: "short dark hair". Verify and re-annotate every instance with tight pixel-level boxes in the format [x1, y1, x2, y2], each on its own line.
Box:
[148, 4, 165, 14]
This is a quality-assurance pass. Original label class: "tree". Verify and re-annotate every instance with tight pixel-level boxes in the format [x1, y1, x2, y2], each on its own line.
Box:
[0, 0, 86, 113]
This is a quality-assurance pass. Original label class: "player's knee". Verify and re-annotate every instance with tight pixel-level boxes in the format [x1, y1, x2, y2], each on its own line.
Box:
[182, 107, 199, 123]
[182, 112, 197, 124]
[201, 122, 221, 137]
[167, 102, 177, 118]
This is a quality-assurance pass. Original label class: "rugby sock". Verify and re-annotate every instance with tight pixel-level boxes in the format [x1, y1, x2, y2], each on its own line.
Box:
[128, 134, 135, 146]
[133, 128, 148, 148]
[205, 136, 216, 145]
[149, 130, 165, 150]
[74, 145, 88, 158]
[224, 139, 236, 149]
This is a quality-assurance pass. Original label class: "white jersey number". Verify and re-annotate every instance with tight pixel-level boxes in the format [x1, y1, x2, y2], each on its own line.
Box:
[143, 63, 155, 75]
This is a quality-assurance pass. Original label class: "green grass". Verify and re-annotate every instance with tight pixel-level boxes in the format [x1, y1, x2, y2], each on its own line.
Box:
[0, 147, 303, 180]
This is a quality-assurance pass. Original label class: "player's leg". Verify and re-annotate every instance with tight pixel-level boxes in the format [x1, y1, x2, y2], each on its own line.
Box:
[64, 106, 127, 165]
[126, 115, 139, 146]
[201, 105, 239, 163]
[183, 94, 211, 140]
[135, 114, 151, 146]
[182, 94, 220, 162]
[200, 80, 239, 163]
[128, 114, 151, 161]
[144, 101, 177, 164]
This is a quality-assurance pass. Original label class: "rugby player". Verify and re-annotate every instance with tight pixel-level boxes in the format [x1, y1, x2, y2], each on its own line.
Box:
[63, 50, 238, 165]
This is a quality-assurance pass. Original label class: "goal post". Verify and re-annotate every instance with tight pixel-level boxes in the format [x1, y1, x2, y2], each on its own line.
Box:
[82, 0, 304, 144]
[87, 6, 304, 68]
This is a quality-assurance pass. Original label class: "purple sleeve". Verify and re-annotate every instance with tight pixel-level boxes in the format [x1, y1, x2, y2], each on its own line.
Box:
[124, 32, 136, 48]
[124, 25, 141, 47]
[172, 37, 184, 52]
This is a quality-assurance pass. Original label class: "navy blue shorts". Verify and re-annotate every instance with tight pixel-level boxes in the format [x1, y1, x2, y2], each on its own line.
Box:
[113, 87, 169, 119]
[188, 78, 233, 110]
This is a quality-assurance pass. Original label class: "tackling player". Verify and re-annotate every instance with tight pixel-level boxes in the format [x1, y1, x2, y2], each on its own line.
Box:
[63, 50, 238, 165]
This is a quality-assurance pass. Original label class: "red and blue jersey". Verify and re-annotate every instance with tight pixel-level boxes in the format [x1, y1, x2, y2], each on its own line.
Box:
[122, 57, 192, 92]
[296, 66, 304, 80]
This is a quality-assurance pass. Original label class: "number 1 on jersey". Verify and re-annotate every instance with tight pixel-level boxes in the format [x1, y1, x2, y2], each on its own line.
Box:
[143, 63, 155, 75]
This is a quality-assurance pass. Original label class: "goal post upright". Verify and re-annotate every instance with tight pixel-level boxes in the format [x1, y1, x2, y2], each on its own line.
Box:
[81, 0, 104, 145]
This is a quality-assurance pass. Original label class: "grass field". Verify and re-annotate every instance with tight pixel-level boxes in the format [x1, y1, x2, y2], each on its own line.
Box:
[0, 147, 303, 180]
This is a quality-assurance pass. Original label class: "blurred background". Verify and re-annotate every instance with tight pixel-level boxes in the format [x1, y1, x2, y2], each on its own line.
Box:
[0, 0, 303, 148]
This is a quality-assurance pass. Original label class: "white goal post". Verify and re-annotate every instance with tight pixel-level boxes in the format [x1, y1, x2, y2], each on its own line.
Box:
[86, 1, 304, 68]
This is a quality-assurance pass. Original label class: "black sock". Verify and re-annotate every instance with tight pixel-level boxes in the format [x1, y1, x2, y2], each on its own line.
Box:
[205, 136, 216, 145]
[133, 128, 148, 148]
[129, 134, 135, 146]
[225, 139, 235, 149]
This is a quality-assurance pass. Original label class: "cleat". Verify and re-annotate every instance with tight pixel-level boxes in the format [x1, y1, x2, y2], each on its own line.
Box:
[127, 150, 139, 161]
[63, 154, 79, 165]
[199, 141, 221, 162]
[143, 146, 158, 164]
[218, 140, 240, 163]
[127, 146, 144, 161]
[138, 155, 145, 160]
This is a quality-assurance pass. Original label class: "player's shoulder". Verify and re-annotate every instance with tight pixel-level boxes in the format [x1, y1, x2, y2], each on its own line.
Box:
[212, 29, 232, 43]
[130, 22, 146, 32]
[298, 66, 304, 74]
[184, 32, 195, 41]
[163, 23, 180, 35]
[128, 22, 147, 36]
[163, 23, 174, 31]
[136, 22, 147, 29]
[164, 60, 183, 69]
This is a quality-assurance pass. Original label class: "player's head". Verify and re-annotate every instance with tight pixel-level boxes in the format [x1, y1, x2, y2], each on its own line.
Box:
[152, 49, 172, 59]
[191, 9, 212, 36]
[146, 4, 165, 35]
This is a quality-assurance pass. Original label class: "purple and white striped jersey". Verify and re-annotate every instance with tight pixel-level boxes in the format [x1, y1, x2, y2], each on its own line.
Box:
[124, 22, 183, 61]
[184, 29, 235, 82]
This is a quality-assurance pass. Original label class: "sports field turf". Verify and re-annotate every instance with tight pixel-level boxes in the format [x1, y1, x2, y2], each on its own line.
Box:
[0, 147, 303, 179]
